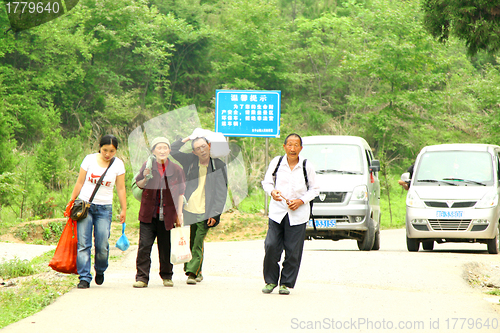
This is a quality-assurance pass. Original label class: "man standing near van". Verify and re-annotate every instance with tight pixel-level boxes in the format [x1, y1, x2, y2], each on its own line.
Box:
[398, 164, 414, 191]
[261, 133, 319, 295]
[170, 136, 227, 284]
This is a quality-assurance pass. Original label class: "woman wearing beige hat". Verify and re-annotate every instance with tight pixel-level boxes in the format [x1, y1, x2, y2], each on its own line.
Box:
[133, 137, 186, 288]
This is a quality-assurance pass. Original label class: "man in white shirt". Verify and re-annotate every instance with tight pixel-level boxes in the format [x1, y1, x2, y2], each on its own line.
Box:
[261, 133, 319, 295]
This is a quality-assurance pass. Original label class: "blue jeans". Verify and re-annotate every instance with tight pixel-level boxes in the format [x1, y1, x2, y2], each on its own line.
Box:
[77, 203, 112, 283]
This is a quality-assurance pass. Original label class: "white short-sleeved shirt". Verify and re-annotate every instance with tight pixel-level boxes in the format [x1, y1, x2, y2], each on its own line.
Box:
[78, 153, 126, 205]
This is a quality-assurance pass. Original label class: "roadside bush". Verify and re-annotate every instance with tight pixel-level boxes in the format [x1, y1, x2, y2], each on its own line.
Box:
[238, 190, 266, 214]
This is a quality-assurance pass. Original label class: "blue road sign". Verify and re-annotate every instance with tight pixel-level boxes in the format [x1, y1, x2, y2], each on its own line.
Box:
[215, 90, 281, 137]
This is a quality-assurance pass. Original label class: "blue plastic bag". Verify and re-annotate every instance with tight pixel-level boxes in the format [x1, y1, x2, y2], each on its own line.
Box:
[116, 223, 130, 251]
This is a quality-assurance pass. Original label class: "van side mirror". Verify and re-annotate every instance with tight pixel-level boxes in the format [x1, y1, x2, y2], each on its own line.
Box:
[401, 172, 410, 182]
[369, 160, 380, 172]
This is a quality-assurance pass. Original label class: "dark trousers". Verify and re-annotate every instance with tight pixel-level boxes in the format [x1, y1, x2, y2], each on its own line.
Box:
[135, 218, 173, 283]
[263, 214, 306, 288]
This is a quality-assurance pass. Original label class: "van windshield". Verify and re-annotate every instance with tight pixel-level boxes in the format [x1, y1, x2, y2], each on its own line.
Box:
[415, 151, 493, 186]
[300, 144, 364, 174]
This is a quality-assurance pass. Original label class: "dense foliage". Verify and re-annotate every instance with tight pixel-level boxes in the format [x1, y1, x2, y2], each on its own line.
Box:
[1, 0, 500, 221]
[422, 0, 500, 55]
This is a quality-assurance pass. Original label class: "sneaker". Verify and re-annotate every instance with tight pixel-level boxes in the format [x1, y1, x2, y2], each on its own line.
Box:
[279, 285, 290, 295]
[163, 279, 174, 287]
[77, 280, 90, 289]
[195, 273, 203, 283]
[133, 281, 148, 288]
[95, 273, 104, 285]
[186, 274, 197, 285]
[262, 283, 277, 294]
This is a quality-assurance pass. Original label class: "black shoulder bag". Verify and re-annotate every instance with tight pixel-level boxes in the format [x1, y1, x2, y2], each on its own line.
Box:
[71, 157, 116, 221]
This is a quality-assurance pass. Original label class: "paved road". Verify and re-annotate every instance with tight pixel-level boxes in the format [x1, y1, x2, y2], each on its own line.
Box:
[0, 242, 55, 262]
[2, 229, 500, 333]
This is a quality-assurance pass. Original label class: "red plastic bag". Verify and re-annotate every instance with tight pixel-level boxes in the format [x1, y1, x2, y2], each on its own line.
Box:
[49, 202, 78, 274]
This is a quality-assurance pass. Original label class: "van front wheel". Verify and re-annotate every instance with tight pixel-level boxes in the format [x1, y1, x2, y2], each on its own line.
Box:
[422, 241, 434, 251]
[487, 223, 499, 254]
[371, 229, 380, 250]
[407, 236, 420, 252]
[357, 219, 375, 251]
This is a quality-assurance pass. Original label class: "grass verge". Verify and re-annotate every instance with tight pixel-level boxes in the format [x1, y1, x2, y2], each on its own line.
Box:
[380, 174, 407, 229]
[0, 251, 78, 329]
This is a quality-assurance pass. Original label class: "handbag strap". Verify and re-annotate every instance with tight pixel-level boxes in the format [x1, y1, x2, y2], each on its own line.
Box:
[88, 157, 116, 203]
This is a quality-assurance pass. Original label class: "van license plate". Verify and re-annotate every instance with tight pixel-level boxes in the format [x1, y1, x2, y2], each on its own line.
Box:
[308, 219, 336, 228]
[436, 211, 463, 218]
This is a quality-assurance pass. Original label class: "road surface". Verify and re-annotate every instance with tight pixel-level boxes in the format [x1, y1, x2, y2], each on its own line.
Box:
[2, 229, 500, 332]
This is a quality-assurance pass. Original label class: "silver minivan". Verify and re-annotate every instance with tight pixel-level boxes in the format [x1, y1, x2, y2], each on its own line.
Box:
[300, 136, 381, 251]
[405, 144, 500, 254]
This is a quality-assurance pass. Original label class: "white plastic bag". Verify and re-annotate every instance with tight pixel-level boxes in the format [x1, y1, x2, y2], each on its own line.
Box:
[170, 226, 192, 265]
[188, 128, 230, 158]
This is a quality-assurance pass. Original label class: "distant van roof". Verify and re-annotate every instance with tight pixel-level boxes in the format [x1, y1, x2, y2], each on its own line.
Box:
[302, 135, 371, 149]
[421, 143, 500, 153]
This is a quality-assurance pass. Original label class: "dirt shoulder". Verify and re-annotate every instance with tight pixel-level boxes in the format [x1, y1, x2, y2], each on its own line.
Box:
[464, 261, 500, 315]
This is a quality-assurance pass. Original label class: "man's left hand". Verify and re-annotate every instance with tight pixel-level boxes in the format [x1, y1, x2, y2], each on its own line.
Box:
[398, 180, 410, 191]
[287, 199, 304, 211]
[207, 217, 217, 227]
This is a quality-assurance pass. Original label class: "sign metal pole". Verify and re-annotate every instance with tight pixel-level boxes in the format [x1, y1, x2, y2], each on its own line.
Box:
[265, 137, 269, 215]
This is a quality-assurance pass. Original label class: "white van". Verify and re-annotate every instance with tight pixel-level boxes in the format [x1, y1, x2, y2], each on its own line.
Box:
[300, 136, 381, 251]
[405, 144, 500, 254]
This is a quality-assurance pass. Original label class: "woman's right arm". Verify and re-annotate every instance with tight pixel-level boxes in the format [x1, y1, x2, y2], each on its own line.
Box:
[69, 167, 87, 202]
[136, 171, 149, 188]
[135, 163, 149, 188]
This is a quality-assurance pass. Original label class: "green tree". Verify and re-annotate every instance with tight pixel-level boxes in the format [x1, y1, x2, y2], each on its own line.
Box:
[278, 0, 344, 21]
[0, 0, 181, 143]
[0, 172, 24, 220]
[37, 106, 65, 190]
[209, 0, 294, 90]
[62, 0, 176, 129]
[294, 13, 363, 113]
[341, 1, 475, 153]
[151, 1, 214, 109]
[422, 0, 500, 55]
[0, 3, 92, 143]
[0, 100, 16, 174]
